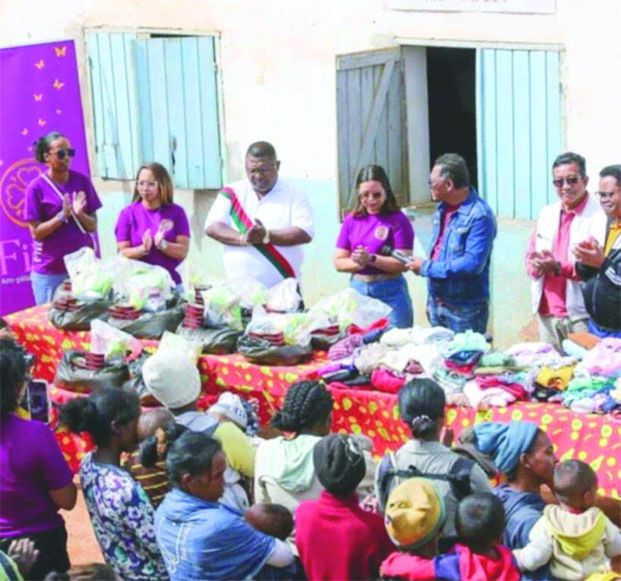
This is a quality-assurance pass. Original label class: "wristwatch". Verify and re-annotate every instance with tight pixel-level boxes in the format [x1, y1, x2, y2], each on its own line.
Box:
[368, 254, 377, 264]
[553, 261, 561, 276]
[158, 239, 169, 251]
[262, 229, 271, 244]
[56, 211, 67, 223]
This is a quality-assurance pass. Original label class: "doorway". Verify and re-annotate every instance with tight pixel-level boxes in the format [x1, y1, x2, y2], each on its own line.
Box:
[426, 47, 477, 189]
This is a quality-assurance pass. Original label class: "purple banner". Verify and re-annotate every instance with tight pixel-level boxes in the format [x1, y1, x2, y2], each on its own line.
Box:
[0, 40, 90, 315]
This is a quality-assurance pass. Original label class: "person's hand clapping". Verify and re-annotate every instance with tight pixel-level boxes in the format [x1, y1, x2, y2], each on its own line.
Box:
[245, 219, 267, 245]
[530, 250, 556, 275]
[142, 230, 153, 255]
[62, 194, 72, 218]
[573, 240, 605, 268]
[72, 191, 87, 216]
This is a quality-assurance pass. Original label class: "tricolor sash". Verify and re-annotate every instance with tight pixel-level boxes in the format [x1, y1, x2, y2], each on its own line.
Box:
[221, 187, 296, 279]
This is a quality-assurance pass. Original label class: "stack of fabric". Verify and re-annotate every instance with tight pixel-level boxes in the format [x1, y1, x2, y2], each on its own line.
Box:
[314, 319, 621, 417]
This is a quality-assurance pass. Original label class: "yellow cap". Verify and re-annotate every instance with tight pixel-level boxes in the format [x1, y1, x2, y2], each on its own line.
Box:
[384, 477, 446, 549]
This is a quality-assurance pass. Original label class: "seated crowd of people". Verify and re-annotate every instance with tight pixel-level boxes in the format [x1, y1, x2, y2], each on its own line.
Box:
[1, 338, 620, 581]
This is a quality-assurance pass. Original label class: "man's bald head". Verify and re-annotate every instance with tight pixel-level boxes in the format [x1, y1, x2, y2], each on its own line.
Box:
[137, 408, 174, 442]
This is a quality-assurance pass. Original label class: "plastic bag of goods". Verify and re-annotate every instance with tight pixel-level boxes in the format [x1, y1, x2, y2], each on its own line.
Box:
[113, 259, 174, 311]
[176, 261, 213, 303]
[63, 247, 115, 301]
[309, 288, 392, 331]
[201, 284, 243, 330]
[265, 278, 302, 313]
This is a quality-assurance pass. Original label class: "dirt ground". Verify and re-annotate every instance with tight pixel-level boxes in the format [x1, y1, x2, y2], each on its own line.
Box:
[62, 480, 103, 566]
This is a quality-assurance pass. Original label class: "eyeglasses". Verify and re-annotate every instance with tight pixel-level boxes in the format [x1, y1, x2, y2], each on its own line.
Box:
[359, 192, 384, 199]
[136, 180, 158, 188]
[595, 191, 618, 200]
[552, 176, 581, 188]
[51, 148, 76, 160]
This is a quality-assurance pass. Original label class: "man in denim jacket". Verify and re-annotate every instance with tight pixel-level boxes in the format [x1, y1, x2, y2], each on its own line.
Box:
[408, 154, 496, 333]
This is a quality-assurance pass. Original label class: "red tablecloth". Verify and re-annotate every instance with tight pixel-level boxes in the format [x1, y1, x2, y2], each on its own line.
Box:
[6, 305, 621, 498]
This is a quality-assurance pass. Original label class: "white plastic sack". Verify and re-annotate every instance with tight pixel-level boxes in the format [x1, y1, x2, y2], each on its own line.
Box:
[201, 284, 243, 330]
[310, 288, 392, 331]
[63, 247, 115, 300]
[246, 306, 312, 346]
[158, 331, 202, 364]
[265, 278, 301, 313]
[113, 258, 174, 310]
[176, 262, 213, 301]
[231, 279, 268, 310]
[90, 319, 141, 360]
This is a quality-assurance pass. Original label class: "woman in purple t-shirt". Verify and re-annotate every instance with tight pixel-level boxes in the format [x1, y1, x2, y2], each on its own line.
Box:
[24, 132, 102, 304]
[115, 162, 190, 285]
[334, 165, 414, 328]
[0, 339, 77, 579]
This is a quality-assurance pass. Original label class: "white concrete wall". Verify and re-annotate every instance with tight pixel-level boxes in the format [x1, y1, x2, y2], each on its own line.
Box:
[4, 0, 620, 180]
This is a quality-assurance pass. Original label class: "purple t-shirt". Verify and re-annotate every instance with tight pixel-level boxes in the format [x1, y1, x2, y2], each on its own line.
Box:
[24, 170, 102, 274]
[115, 201, 191, 284]
[0, 415, 73, 537]
[336, 211, 414, 275]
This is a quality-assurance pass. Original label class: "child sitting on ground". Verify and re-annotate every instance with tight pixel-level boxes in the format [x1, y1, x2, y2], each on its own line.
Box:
[245, 504, 294, 540]
[381, 488, 520, 580]
[514, 460, 621, 580]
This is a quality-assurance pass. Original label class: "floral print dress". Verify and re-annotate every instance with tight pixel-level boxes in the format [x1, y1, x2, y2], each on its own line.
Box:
[80, 452, 168, 580]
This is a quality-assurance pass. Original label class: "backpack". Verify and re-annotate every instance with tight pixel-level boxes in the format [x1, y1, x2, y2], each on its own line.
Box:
[376, 451, 474, 512]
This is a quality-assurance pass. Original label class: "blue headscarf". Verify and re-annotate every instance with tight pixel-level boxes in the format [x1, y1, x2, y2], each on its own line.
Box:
[473, 422, 539, 477]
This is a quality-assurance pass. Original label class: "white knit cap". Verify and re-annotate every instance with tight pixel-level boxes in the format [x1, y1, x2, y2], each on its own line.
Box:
[142, 351, 201, 409]
[209, 392, 248, 429]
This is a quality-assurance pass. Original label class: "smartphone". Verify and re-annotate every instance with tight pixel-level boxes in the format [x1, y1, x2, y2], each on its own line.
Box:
[28, 379, 50, 424]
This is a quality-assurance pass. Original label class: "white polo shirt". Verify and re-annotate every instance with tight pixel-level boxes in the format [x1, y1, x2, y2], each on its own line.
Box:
[205, 178, 314, 288]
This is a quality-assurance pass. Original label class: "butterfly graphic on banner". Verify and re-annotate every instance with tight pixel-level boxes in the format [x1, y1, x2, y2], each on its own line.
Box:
[54, 46, 67, 57]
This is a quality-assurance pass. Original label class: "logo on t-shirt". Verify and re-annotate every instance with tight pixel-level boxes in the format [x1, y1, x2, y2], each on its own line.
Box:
[374, 225, 389, 241]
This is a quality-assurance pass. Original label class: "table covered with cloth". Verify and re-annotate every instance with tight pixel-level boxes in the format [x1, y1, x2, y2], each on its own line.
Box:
[6, 305, 621, 497]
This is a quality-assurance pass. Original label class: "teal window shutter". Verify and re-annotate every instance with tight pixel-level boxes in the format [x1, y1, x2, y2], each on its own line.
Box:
[87, 32, 221, 188]
[134, 36, 222, 189]
[86, 32, 140, 179]
[476, 49, 562, 220]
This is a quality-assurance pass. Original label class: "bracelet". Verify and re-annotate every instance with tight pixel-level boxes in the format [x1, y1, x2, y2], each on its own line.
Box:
[262, 229, 271, 244]
[56, 211, 67, 223]
[157, 239, 169, 251]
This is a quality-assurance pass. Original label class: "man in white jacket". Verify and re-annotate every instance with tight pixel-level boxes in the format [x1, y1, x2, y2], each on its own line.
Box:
[526, 152, 607, 350]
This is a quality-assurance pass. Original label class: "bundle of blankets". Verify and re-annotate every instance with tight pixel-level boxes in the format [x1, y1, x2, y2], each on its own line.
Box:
[311, 324, 621, 417]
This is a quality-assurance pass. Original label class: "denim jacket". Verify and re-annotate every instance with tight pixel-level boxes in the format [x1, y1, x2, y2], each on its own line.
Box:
[421, 187, 497, 305]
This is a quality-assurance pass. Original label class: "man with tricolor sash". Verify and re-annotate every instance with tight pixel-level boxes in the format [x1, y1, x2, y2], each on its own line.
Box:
[205, 142, 314, 289]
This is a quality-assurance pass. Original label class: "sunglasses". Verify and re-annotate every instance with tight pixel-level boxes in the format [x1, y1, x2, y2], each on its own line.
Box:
[552, 176, 581, 188]
[51, 148, 76, 160]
